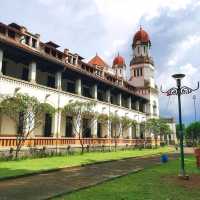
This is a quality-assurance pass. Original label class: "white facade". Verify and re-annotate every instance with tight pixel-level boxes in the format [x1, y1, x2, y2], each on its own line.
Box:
[0, 22, 176, 147]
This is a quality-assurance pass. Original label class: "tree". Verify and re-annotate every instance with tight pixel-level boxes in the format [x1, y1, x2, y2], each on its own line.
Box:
[185, 121, 200, 145]
[121, 116, 133, 138]
[146, 118, 160, 148]
[62, 100, 96, 153]
[0, 93, 55, 158]
[159, 120, 171, 143]
[146, 119, 172, 147]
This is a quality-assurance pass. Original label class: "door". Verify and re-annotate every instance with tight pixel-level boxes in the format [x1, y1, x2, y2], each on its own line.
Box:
[44, 114, 52, 137]
[65, 116, 73, 137]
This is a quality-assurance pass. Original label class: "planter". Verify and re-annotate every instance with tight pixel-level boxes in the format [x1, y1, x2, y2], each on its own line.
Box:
[194, 148, 200, 156]
[194, 148, 200, 168]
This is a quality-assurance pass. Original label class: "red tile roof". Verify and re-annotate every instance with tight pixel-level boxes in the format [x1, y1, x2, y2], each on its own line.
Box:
[133, 27, 150, 47]
[113, 53, 125, 66]
[88, 54, 108, 68]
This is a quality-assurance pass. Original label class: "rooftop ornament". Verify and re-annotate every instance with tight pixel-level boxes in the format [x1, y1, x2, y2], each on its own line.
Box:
[161, 73, 199, 180]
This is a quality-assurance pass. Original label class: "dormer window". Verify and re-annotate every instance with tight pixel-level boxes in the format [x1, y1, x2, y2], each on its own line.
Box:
[32, 38, 37, 48]
[45, 47, 50, 54]
[8, 30, 15, 39]
[25, 35, 30, 45]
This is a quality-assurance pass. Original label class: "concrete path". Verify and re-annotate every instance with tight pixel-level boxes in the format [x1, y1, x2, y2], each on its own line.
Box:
[0, 154, 178, 200]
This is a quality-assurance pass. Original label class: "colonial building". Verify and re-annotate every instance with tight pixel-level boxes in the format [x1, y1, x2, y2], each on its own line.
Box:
[0, 22, 174, 149]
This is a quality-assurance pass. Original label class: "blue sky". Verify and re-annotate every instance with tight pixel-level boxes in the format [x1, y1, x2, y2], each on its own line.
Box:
[0, 0, 200, 124]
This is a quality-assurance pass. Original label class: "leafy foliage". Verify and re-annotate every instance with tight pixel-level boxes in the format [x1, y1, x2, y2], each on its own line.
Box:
[62, 100, 96, 153]
[97, 114, 109, 124]
[0, 93, 56, 157]
[185, 121, 200, 142]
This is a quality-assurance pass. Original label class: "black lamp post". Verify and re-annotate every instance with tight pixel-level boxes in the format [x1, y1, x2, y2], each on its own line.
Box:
[161, 74, 199, 179]
[192, 95, 197, 121]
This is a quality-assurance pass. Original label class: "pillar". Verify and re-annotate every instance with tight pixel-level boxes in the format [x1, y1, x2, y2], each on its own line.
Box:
[75, 78, 82, 95]
[55, 72, 62, 90]
[146, 103, 150, 115]
[107, 120, 111, 137]
[136, 124, 140, 138]
[128, 96, 132, 109]
[75, 54, 78, 65]
[143, 103, 147, 113]
[106, 89, 111, 103]
[24, 111, 35, 137]
[118, 123, 122, 138]
[28, 61, 36, 83]
[0, 49, 3, 75]
[52, 111, 62, 138]
[135, 101, 140, 111]
[91, 118, 97, 138]
[73, 116, 82, 138]
[128, 126, 132, 139]
[29, 37, 32, 47]
[92, 84, 97, 99]
[117, 93, 122, 106]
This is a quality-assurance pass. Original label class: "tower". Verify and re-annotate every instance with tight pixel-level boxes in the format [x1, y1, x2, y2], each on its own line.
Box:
[129, 27, 159, 117]
[112, 53, 126, 79]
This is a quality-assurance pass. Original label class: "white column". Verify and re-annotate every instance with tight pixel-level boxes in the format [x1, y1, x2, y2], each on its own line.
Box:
[0, 49, 3, 75]
[75, 54, 78, 65]
[128, 126, 132, 139]
[73, 116, 82, 138]
[106, 89, 111, 102]
[136, 101, 140, 111]
[75, 78, 82, 95]
[107, 120, 111, 137]
[146, 103, 150, 115]
[55, 72, 62, 90]
[143, 103, 147, 113]
[92, 84, 97, 99]
[91, 118, 97, 138]
[24, 111, 35, 138]
[136, 124, 140, 138]
[52, 111, 62, 138]
[28, 61, 36, 83]
[29, 37, 32, 47]
[118, 123, 122, 138]
[117, 93, 122, 106]
[128, 96, 132, 109]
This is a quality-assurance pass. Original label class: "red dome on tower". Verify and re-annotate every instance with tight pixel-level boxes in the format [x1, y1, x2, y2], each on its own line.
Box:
[113, 53, 125, 66]
[132, 26, 150, 47]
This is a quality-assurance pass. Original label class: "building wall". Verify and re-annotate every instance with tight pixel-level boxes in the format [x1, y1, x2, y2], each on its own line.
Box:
[0, 114, 16, 136]
[0, 75, 147, 138]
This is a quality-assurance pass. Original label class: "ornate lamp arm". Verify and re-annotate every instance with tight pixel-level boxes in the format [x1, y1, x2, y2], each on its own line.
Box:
[160, 85, 178, 96]
[160, 82, 199, 96]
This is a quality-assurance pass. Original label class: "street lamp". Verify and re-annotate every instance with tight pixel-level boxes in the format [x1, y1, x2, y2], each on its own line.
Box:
[161, 73, 199, 179]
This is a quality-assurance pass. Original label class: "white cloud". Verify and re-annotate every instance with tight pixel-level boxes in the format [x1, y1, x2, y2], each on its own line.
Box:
[158, 63, 200, 122]
[92, 0, 194, 61]
[167, 35, 200, 66]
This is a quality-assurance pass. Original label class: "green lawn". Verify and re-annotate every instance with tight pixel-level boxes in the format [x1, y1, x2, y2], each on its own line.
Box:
[54, 156, 200, 200]
[0, 146, 173, 179]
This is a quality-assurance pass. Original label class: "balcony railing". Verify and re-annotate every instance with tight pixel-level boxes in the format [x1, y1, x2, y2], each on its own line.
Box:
[0, 137, 153, 147]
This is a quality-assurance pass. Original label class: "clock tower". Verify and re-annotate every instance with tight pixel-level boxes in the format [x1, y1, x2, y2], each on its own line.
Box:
[129, 27, 159, 117]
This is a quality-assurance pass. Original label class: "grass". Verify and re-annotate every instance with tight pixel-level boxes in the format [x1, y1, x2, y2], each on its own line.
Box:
[53, 156, 200, 200]
[0, 146, 173, 179]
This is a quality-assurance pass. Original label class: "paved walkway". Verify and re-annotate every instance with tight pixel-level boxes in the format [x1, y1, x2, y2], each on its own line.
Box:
[0, 154, 178, 200]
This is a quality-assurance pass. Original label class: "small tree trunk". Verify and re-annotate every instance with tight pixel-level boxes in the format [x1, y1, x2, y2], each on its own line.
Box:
[79, 135, 84, 154]
[155, 135, 158, 148]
